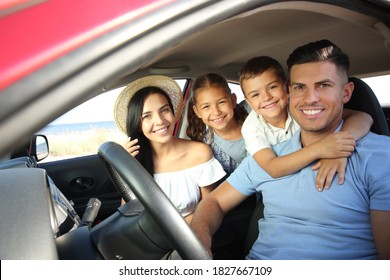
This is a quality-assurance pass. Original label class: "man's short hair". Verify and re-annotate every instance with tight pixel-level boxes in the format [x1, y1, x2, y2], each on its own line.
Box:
[287, 39, 350, 81]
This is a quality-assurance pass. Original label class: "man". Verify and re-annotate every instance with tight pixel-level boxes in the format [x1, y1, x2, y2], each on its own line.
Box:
[190, 39, 390, 259]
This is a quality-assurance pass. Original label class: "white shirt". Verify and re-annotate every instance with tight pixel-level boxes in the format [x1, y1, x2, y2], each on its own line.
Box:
[153, 157, 226, 217]
[241, 110, 300, 155]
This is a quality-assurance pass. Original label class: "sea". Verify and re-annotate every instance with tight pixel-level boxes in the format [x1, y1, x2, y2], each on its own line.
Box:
[38, 121, 119, 135]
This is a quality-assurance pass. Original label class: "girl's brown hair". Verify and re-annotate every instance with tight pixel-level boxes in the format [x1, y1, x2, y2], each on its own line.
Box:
[186, 73, 248, 142]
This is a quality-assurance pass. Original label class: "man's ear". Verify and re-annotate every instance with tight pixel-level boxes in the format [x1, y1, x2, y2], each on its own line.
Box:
[342, 81, 354, 104]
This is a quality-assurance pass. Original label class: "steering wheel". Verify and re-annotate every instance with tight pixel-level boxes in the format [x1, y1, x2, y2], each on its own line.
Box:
[98, 141, 211, 260]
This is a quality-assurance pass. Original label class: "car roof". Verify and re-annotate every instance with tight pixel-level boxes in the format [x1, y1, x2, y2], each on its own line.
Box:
[1, 0, 390, 157]
[0, 0, 172, 90]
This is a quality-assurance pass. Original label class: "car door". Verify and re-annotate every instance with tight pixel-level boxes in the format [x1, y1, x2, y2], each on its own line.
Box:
[39, 154, 120, 223]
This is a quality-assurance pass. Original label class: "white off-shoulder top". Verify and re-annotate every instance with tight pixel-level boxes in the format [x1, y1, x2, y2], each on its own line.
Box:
[153, 157, 226, 217]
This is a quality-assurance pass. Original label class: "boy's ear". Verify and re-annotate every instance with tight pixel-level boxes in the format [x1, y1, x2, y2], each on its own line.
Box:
[342, 81, 354, 104]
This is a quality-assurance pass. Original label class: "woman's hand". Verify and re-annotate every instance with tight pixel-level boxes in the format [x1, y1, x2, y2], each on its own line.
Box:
[124, 137, 140, 157]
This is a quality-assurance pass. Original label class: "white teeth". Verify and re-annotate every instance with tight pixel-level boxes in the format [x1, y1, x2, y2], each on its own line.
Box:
[154, 127, 168, 134]
[263, 103, 276, 109]
[212, 117, 223, 123]
[303, 109, 321, 115]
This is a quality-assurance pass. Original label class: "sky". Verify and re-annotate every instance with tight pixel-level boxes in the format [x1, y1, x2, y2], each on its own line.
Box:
[362, 75, 390, 105]
[52, 75, 390, 125]
[52, 89, 122, 124]
[52, 80, 188, 125]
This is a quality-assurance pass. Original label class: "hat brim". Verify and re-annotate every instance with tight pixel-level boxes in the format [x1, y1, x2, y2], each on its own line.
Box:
[114, 75, 183, 134]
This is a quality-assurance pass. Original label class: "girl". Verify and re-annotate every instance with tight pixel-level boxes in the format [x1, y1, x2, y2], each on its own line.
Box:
[114, 75, 226, 223]
[187, 73, 249, 177]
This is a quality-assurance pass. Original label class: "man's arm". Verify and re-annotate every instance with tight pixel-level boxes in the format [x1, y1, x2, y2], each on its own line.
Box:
[370, 210, 390, 259]
[191, 181, 248, 255]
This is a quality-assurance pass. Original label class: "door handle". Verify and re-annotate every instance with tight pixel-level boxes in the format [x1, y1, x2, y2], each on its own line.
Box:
[73, 177, 94, 190]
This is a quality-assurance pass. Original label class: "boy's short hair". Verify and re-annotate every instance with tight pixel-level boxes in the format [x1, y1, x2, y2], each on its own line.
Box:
[239, 56, 286, 91]
[287, 39, 350, 82]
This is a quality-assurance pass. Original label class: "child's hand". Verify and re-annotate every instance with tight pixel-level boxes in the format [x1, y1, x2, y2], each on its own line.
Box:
[124, 137, 140, 157]
[315, 131, 356, 159]
[312, 157, 347, 191]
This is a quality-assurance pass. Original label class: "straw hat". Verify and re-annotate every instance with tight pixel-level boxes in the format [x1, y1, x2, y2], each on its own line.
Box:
[114, 75, 183, 134]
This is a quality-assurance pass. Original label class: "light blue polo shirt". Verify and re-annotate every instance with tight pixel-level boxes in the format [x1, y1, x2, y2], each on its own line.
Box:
[227, 127, 390, 259]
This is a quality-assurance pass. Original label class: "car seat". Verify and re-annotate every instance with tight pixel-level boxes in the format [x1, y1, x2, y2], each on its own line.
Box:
[243, 77, 390, 257]
[345, 77, 389, 135]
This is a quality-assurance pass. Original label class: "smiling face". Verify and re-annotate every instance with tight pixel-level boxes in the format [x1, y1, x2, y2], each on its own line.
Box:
[288, 61, 353, 136]
[140, 93, 176, 144]
[242, 69, 288, 126]
[192, 86, 237, 134]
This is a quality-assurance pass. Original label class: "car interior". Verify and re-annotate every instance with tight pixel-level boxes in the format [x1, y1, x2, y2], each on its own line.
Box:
[0, 0, 390, 260]
[345, 77, 389, 135]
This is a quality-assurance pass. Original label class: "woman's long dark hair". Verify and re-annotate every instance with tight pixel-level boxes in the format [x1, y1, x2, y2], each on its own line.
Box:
[126, 86, 175, 175]
[186, 73, 248, 143]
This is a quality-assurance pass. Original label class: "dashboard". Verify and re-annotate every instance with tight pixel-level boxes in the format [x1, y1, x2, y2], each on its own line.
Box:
[0, 156, 80, 238]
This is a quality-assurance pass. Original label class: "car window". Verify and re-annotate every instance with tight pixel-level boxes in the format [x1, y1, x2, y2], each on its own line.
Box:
[362, 74, 390, 106]
[38, 89, 125, 162]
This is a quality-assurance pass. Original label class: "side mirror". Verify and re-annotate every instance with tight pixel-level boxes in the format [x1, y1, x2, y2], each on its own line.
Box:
[33, 134, 49, 162]
[11, 134, 49, 162]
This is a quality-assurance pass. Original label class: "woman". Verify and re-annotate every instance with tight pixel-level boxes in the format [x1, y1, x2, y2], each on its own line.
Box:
[114, 75, 226, 223]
